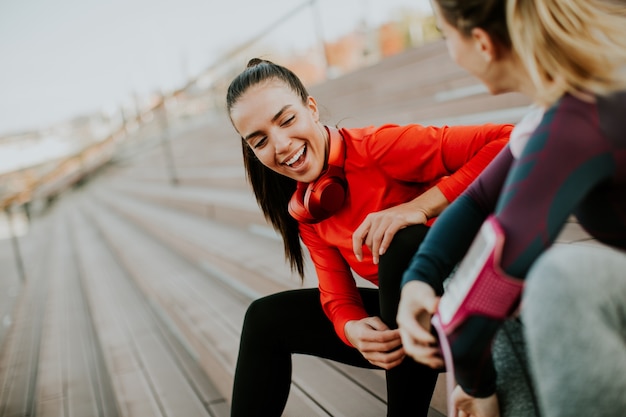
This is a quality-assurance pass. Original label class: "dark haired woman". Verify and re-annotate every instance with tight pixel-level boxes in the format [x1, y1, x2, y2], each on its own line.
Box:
[226, 57, 512, 416]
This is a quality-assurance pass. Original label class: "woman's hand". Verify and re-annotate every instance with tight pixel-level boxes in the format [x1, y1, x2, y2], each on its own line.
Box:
[452, 386, 500, 417]
[352, 202, 428, 264]
[344, 316, 405, 370]
[396, 281, 444, 369]
[352, 186, 448, 264]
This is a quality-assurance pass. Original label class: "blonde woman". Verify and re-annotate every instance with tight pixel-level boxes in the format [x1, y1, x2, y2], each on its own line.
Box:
[397, 0, 626, 416]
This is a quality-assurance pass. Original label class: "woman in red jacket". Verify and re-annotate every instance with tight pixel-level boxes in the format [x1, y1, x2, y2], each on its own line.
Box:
[226, 58, 512, 416]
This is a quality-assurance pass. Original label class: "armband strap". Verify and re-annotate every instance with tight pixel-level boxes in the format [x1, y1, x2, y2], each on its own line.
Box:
[431, 215, 524, 414]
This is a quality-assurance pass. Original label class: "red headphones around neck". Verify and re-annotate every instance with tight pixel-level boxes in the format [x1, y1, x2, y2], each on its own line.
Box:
[288, 126, 347, 224]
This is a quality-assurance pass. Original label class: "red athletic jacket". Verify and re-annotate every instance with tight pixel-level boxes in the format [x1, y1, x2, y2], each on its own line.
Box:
[298, 123, 512, 345]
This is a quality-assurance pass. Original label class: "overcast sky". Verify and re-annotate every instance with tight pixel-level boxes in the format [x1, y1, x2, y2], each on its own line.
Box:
[0, 0, 431, 136]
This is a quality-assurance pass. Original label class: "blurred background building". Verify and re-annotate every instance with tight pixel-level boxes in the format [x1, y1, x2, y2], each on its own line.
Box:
[0, 0, 439, 223]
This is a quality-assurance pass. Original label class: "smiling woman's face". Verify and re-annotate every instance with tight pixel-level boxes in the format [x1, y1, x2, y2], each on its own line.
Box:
[230, 80, 328, 184]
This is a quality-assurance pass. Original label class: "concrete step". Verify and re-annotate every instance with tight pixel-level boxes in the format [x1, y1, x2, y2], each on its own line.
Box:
[0, 207, 62, 416]
[101, 180, 266, 232]
[35, 207, 119, 417]
[68, 194, 223, 417]
[0, 192, 232, 417]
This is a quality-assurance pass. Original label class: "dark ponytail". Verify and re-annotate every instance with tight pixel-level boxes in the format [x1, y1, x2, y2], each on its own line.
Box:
[227, 59, 309, 278]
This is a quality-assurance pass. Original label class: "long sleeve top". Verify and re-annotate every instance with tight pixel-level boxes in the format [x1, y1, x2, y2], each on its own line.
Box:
[299, 122, 512, 345]
[402, 92, 626, 395]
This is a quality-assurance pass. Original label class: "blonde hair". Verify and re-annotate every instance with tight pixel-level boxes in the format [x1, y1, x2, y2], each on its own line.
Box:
[507, 0, 626, 105]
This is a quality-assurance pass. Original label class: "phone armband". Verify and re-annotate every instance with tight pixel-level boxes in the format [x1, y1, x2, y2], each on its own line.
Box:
[435, 215, 523, 333]
[431, 215, 523, 414]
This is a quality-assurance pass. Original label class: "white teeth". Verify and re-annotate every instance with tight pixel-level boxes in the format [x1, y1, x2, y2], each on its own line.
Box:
[286, 146, 305, 166]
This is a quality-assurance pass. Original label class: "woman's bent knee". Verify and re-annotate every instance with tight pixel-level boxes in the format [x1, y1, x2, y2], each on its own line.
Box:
[523, 244, 626, 320]
[241, 294, 284, 340]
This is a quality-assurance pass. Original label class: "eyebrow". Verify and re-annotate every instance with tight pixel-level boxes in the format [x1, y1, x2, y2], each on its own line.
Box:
[243, 105, 291, 142]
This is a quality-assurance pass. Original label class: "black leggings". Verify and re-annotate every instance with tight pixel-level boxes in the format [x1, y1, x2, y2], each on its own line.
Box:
[230, 225, 438, 416]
